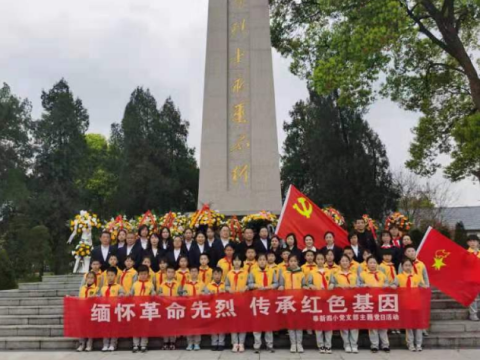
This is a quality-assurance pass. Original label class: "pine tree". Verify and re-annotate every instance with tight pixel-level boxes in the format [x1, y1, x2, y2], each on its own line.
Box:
[454, 221, 468, 248]
[31, 79, 89, 273]
[282, 90, 399, 220]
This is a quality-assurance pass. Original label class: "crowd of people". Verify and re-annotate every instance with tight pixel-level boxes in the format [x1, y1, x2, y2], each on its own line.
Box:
[77, 218, 480, 354]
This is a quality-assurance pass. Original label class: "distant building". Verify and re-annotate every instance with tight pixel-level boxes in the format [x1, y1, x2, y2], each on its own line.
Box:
[440, 206, 480, 236]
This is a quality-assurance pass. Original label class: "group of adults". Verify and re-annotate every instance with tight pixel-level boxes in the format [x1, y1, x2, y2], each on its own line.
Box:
[90, 217, 409, 272]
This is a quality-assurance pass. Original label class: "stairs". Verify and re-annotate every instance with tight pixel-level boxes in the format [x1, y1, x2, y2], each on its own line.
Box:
[0, 275, 479, 350]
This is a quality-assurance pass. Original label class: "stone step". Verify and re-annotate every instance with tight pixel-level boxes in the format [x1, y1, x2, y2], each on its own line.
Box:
[1, 331, 480, 350]
[0, 289, 76, 298]
[42, 275, 84, 283]
[0, 297, 63, 307]
[19, 282, 81, 291]
[431, 309, 469, 321]
[431, 299, 466, 310]
[0, 315, 63, 326]
[0, 306, 63, 316]
[0, 325, 63, 337]
[430, 321, 480, 333]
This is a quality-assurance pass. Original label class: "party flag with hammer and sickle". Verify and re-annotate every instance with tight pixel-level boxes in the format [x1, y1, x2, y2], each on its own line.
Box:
[276, 185, 349, 250]
[418, 227, 480, 307]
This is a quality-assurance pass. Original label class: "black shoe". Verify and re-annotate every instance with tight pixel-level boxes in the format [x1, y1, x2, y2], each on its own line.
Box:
[141, 347, 147, 353]
[371, 348, 378, 353]
[132, 346, 139, 353]
[254, 349, 260, 354]
[383, 347, 390, 353]
[218, 346, 225, 351]
[212, 346, 218, 351]
[269, 347, 275, 353]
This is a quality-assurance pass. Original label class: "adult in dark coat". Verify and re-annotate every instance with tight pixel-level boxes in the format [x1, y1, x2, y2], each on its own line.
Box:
[188, 231, 212, 268]
[112, 229, 127, 255]
[254, 226, 271, 255]
[182, 228, 196, 255]
[348, 232, 365, 263]
[284, 233, 303, 262]
[319, 231, 343, 264]
[354, 218, 378, 257]
[90, 231, 115, 271]
[236, 228, 256, 260]
[166, 235, 188, 269]
[158, 227, 174, 253]
[144, 233, 165, 272]
[117, 232, 143, 270]
[211, 225, 237, 267]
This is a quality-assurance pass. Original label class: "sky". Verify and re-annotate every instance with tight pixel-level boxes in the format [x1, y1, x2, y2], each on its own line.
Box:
[1, 0, 479, 207]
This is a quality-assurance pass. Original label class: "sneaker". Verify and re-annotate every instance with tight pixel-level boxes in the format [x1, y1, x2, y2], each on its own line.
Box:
[416, 346, 423, 352]
[290, 344, 297, 353]
[238, 344, 245, 353]
[254, 349, 260, 354]
[108, 345, 115, 352]
[85, 346, 92, 352]
[325, 347, 332, 354]
[352, 347, 359, 354]
[470, 315, 480, 321]
[232, 344, 239, 353]
[297, 344, 304, 353]
[371, 348, 378, 353]
[186, 344, 193, 351]
[141, 347, 147, 353]
[218, 346, 225, 351]
[162, 344, 169, 350]
[382, 347, 390, 353]
[409, 345, 416, 352]
[268, 347, 275, 353]
[345, 345, 352, 353]
[319, 346, 326, 353]
[423, 330, 429, 336]
[101, 345, 109, 352]
[194, 344, 201, 351]
[76, 344, 85, 352]
[169, 344, 176, 350]
[132, 346, 139, 353]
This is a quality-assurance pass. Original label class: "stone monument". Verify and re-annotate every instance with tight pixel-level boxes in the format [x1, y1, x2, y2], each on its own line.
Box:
[198, 0, 282, 215]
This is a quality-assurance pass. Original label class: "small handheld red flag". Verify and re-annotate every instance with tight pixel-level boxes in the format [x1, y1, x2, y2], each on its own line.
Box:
[276, 185, 349, 249]
[417, 227, 480, 306]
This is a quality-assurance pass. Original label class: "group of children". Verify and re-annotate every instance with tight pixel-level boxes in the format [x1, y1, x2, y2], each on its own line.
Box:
[76, 227, 480, 354]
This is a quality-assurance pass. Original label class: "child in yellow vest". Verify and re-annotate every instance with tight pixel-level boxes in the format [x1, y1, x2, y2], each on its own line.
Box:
[158, 266, 181, 350]
[76, 272, 98, 352]
[331, 255, 359, 354]
[267, 252, 279, 272]
[141, 256, 156, 284]
[359, 256, 397, 353]
[301, 250, 317, 277]
[248, 253, 277, 353]
[343, 246, 360, 274]
[278, 254, 306, 353]
[217, 244, 234, 281]
[120, 255, 137, 294]
[324, 249, 340, 275]
[130, 265, 155, 353]
[398, 258, 426, 351]
[379, 249, 397, 284]
[182, 267, 205, 351]
[243, 248, 258, 273]
[401, 246, 429, 286]
[198, 254, 213, 284]
[204, 267, 226, 351]
[226, 255, 249, 352]
[358, 248, 372, 277]
[81, 259, 103, 288]
[466, 235, 480, 321]
[102, 254, 122, 285]
[306, 253, 333, 353]
[176, 256, 191, 288]
[100, 267, 125, 352]
[155, 257, 168, 291]
[278, 249, 291, 275]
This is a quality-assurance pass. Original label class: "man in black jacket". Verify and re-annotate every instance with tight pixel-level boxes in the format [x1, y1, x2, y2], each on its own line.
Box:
[236, 228, 256, 260]
[90, 231, 115, 271]
[354, 218, 378, 257]
[117, 232, 143, 270]
[211, 225, 236, 266]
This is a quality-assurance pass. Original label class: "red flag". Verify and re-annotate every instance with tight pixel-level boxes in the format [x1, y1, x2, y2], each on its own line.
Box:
[276, 185, 349, 250]
[417, 227, 480, 306]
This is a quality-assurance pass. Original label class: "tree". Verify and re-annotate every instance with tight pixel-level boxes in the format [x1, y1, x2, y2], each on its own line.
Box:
[395, 170, 457, 228]
[30, 79, 89, 274]
[281, 90, 399, 220]
[0, 83, 32, 210]
[270, 0, 480, 182]
[0, 248, 17, 290]
[112, 88, 198, 215]
[454, 221, 468, 247]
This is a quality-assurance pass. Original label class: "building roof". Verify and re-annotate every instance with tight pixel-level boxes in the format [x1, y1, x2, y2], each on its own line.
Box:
[441, 206, 480, 230]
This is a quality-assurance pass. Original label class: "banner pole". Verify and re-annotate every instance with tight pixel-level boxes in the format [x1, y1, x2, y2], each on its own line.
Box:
[275, 185, 292, 235]
[416, 226, 433, 256]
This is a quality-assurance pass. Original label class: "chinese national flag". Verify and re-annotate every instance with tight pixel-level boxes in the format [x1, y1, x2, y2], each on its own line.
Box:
[417, 227, 480, 306]
[276, 185, 349, 250]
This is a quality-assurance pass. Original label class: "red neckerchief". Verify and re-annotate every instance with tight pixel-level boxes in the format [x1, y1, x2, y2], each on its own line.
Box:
[306, 264, 316, 271]
[212, 282, 223, 294]
[223, 257, 233, 271]
[319, 271, 328, 289]
[259, 268, 268, 287]
[84, 284, 93, 298]
[369, 271, 380, 282]
[340, 272, 351, 285]
[233, 270, 242, 290]
[383, 262, 395, 279]
[139, 280, 148, 296]
[407, 274, 413, 288]
[246, 261, 255, 272]
[157, 271, 165, 285]
[165, 282, 175, 296]
[105, 284, 113, 297]
[178, 270, 188, 287]
[412, 260, 419, 275]
[121, 268, 130, 286]
[187, 281, 198, 296]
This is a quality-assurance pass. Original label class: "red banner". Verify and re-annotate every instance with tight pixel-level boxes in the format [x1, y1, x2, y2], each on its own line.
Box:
[64, 289, 431, 338]
[276, 185, 349, 249]
[418, 227, 480, 306]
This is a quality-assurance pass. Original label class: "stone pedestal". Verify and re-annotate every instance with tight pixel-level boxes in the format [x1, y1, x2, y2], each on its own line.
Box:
[198, 0, 282, 215]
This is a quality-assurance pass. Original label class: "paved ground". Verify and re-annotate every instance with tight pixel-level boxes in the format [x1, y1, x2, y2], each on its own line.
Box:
[1, 350, 480, 360]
